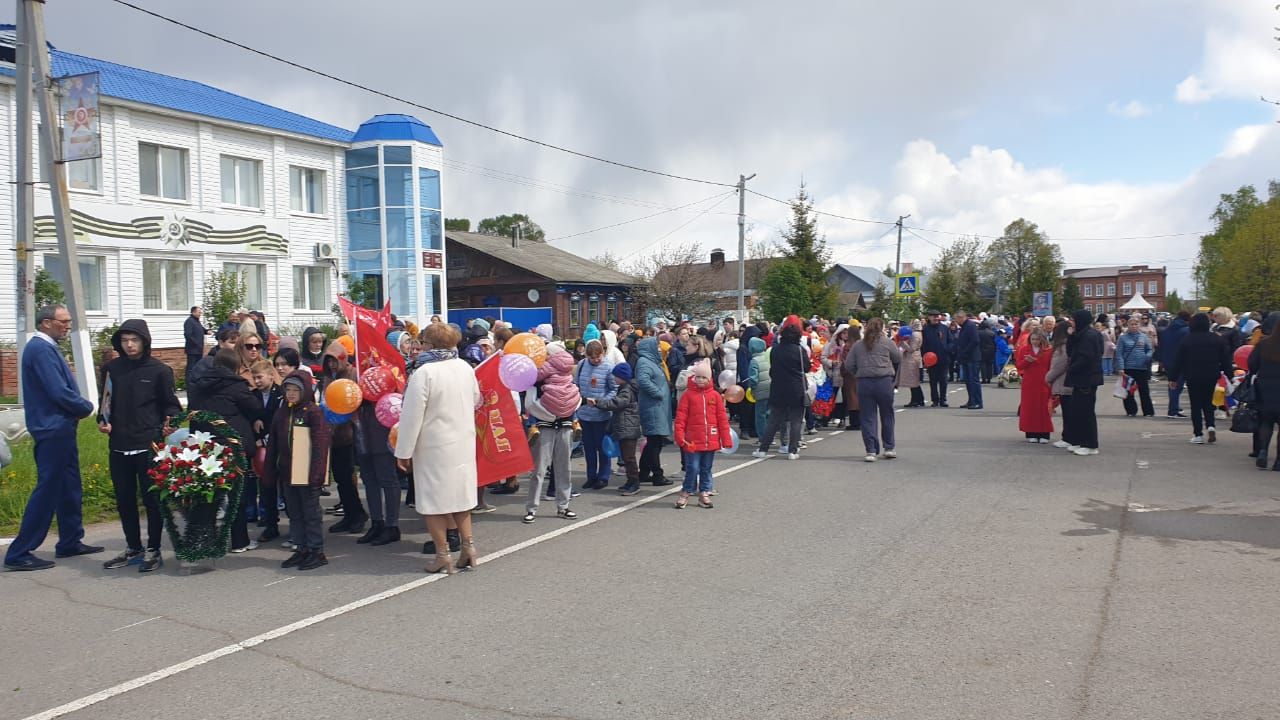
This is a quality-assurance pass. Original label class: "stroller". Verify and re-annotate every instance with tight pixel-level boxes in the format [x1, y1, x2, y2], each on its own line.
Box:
[996, 360, 1021, 388]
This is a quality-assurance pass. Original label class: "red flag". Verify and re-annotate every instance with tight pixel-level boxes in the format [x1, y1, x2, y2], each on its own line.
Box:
[473, 354, 533, 486]
[337, 296, 406, 388]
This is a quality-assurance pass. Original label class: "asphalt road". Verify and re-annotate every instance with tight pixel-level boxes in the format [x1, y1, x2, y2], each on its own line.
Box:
[3, 382, 1279, 720]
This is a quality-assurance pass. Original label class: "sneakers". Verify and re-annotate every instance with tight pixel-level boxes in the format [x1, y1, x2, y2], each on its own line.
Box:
[1214, 409, 1227, 421]
[139, 549, 163, 573]
[883, 450, 897, 459]
[619, 484, 640, 496]
[1167, 411, 1187, 418]
[522, 511, 537, 524]
[471, 504, 497, 514]
[103, 549, 143, 570]
[1053, 440, 1070, 448]
[751, 449, 767, 459]
[281, 540, 297, 550]
[1027, 438, 1039, 444]
[864, 454, 878, 463]
[1038, 438, 1050, 444]
[556, 508, 578, 520]
[1072, 447, 1099, 456]
[1207, 427, 1217, 443]
[1190, 435, 1205, 444]
[1067, 445, 1080, 453]
[787, 453, 800, 460]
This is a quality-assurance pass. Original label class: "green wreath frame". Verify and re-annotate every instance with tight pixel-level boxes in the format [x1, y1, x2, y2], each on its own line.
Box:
[152, 409, 249, 563]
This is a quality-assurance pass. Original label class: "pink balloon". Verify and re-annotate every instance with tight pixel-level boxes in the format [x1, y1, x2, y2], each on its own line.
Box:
[499, 352, 539, 392]
[375, 392, 403, 428]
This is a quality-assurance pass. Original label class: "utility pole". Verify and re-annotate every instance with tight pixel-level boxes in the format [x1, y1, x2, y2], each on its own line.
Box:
[895, 214, 911, 277]
[14, 0, 35, 403]
[736, 172, 755, 325]
[22, 0, 98, 405]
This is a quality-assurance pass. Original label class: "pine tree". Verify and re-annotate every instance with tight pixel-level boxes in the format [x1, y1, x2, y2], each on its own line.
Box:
[772, 184, 838, 319]
[1060, 276, 1083, 314]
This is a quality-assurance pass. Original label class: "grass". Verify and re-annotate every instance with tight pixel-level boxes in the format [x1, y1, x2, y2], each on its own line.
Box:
[0, 419, 118, 535]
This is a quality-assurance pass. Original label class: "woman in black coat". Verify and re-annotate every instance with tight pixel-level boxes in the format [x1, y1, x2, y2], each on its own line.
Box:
[755, 324, 807, 457]
[1248, 312, 1280, 470]
[1168, 312, 1232, 445]
[188, 349, 262, 552]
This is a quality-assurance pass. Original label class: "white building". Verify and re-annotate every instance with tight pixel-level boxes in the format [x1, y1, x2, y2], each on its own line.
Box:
[0, 26, 447, 351]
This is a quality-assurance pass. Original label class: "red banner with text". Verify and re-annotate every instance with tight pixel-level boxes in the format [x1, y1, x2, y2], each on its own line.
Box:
[474, 354, 533, 486]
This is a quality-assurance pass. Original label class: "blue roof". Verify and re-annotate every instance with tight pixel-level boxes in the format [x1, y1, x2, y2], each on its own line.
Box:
[353, 114, 442, 146]
[0, 26, 354, 143]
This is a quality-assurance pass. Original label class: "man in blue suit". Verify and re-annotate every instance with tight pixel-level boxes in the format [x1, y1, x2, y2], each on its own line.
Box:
[955, 309, 983, 410]
[4, 305, 101, 571]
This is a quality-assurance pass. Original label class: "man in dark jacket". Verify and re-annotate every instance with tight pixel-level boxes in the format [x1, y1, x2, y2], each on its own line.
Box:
[1159, 311, 1190, 417]
[921, 311, 954, 407]
[1167, 313, 1232, 444]
[1065, 308, 1104, 455]
[99, 320, 182, 573]
[188, 349, 262, 552]
[183, 306, 208, 386]
[955, 311, 982, 409]
[978, 321, 997, 383]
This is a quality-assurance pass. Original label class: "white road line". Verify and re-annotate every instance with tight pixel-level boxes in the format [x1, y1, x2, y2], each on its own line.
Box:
[263, 576, 295, 587]
[895, 409, 904, 414]
[111, 616, 162, 633]
[22, 454, 776, 720]
[0, 537, 12, 547]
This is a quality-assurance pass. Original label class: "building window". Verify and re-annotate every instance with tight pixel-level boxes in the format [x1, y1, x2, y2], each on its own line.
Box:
[569, 294, 582, 328]
[220, 156, 262, 208]
[1083, 284, 1092, 297]
[346, 166, 379, 211]
[139, 143, 189, 200]
[290, 166, 326, 214]
[44, 254, 105, 312]
[293, 266, 330, 311]
[1107, 283, 1115, 297]
[68, 158, 100, 192]
[1108, 302, 1116, 312]
[224, 262, 266, 311]
[142, 258, 192, 310]
[606, 297, 617, 321]
[588, 294, 600, 326]
[1147, 280, 1158, 295]
[1121, 281, 1131, 296]
[1095, 283, 1104, 297]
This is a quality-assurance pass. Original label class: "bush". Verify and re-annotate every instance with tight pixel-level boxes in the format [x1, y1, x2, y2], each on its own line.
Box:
[0, 419, 117, 534]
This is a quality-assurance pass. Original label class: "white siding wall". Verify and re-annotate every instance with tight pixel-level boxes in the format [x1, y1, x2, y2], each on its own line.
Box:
[0, 92, 350, 347]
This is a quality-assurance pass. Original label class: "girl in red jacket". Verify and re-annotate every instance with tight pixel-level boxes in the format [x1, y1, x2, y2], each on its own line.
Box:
[674, 363, 732, 509]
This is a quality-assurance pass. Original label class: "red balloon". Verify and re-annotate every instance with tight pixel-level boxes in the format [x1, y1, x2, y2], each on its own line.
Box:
[1233, 344, 1253, 369]
[359, 364, 396, 403]
[923, 351, 938, 368]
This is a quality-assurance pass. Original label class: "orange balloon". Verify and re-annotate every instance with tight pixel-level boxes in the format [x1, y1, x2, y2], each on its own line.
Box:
[503, 332, 548, 367]
[388, 422, 399, 450]
[324, 378, 362, 414]
[724, 384, 745, 403]
[337, 335, 356, 357]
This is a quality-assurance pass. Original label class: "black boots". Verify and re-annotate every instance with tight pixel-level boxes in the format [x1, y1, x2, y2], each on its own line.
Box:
[423, 528, 460, 554]
[370, 526, 401, 546]
[329, 510, 368, 534]
[356, 520, 385, 544]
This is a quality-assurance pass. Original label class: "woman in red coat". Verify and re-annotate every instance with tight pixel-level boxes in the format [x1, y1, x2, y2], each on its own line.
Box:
[1016, 327, 1054, 443]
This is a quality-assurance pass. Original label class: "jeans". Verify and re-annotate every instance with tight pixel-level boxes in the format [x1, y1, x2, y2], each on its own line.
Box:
[5, 431, 86, 563]
[1187, 379, 1216, 437]
[759, 405, 804, 454]
[283, 484, 324, 551]
[579, 419, 612, 485]
[927, 367, 948, 405]
[1101, 357, 1114, 376]
[681, 450, 715, 494]
[753, 398, 770, 443]
[358, 452, 400, 527]
[964, 361, 983, 407]
[1122, 369, 1155, 416]
[527, 424, 572, 513]
[1167, 379, 1184, 415]
[109, 450, 163, 552]
[857, 376, 896, 454]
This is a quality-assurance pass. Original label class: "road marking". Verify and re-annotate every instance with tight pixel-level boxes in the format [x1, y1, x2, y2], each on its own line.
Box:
[21, 453, 776, 720]
[111, 616, 162, 633]
[264, 577, 295, 587]
[895, 409, 904, 414]
[0, 537, 12, 547]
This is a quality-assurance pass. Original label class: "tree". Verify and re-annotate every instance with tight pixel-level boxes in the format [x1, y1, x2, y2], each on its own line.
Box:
[923, 236, 987, 313]
[591, 251, 622, 271]
[760, 262, 811, 320]
[1209, 197, 1280, 312]
[202, 269, 246, 327]
[1060, 276, 1083, 314]
[477, 213, 545, 242]
[869, 278, 925, 320]
[444, 218, 471, 232]
[764, 184, 838, 319]
[1195, 182, 1277, 307]
[34, 267, 65, 308]
[626, 241, 715, 321]
[744, 236, 779, 298]
[984, 219, 1064, 314]
[342, 272, 380, 309]
[1164, 289, 1184, 313]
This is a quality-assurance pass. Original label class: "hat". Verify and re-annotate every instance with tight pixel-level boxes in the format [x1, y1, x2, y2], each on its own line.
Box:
[535, 323, 554, 341]
[471, 318, 491, 333]
[283, 375, 306, 392]
[611, 362, 633, 381]
[583, 323, 601, 343]
[691, 361, 712, 379]
[386, 330, 405, 349]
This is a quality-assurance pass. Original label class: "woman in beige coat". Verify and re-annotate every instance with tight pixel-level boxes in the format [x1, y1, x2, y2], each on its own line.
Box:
[896, 323, 925, 408]
[395, 323, 483, 574]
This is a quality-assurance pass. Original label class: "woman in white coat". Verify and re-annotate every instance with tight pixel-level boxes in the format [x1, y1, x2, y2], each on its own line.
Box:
[395, 322, 483, 574]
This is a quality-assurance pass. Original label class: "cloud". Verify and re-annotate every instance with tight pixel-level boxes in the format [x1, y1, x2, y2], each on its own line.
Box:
[1175, 2, 1280, 103]
[1219, 124, 1271, 159]
[1107, 100, 1151, 118]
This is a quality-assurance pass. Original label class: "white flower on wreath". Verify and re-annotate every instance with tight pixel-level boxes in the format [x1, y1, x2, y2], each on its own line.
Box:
[207, 442, 225, 456]
[177, 446, 201, 464]
[189, 430, 214, 445]
[152, 447, 172, 464]
[198, 456, 223, 478]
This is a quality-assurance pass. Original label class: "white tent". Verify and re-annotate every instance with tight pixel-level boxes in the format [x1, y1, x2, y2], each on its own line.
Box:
[1120, 292, 1155, 311]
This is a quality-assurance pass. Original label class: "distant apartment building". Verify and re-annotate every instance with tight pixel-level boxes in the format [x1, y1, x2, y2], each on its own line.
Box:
[1061, 265, 1167, 315]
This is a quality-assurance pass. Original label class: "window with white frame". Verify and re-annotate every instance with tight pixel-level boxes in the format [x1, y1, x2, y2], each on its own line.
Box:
[1147, 280, 1158, 295]
[1122, 281, 1132, 296]
[1107, 283, 1116, 296]
[68, 158, 101, 192]
[293, 266, 330, 310]
[289, 166, 326, 214]
[142, 258, 192, 310]
[1108, 302, 1116, 312]
[1083, 284, 1092, 297]
[44, 254, 105, 312]
[224, 262, 266, 311]
[220, 155, 262, 208]
[1095, 283, 1104, 296]
[139, 143, 189, 200]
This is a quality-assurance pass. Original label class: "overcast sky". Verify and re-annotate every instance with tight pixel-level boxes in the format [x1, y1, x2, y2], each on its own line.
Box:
[36, 0, 1280, 295]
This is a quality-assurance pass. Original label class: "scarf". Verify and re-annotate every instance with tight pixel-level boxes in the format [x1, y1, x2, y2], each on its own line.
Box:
[416, 348, 458, 366]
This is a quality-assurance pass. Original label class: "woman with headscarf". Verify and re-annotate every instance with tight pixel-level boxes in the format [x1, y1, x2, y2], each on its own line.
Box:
[896, 325, 924, 408]
[395, 322, 482, 573]
[299, 327, 326, 376]
[1248, 312, 1280, 469]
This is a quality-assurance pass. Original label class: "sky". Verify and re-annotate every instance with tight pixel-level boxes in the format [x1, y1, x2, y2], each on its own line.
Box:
[33, 0, 1280, 296]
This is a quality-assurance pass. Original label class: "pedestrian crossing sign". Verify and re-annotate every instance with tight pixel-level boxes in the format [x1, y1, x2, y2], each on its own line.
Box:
[896, 273, 920, 296]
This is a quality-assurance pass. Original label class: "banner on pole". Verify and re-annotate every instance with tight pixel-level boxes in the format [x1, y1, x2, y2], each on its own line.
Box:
[474, 354, 533, 486]
[337, 296, 406, 385]
[56, 72, 101, 162]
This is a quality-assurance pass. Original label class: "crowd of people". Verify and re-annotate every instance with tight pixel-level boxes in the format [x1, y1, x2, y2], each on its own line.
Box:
[4, 301, 1279, 575]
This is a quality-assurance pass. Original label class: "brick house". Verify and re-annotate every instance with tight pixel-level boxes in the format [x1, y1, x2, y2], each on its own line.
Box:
[1062, 265, 1168, 315]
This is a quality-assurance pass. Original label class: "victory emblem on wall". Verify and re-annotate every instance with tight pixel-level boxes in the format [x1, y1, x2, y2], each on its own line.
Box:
[160, 211, 190, 248]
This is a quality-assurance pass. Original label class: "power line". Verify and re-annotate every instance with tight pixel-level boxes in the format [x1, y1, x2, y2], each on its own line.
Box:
[621, 192, 737, 261]
[544, 191, 734, 243]
[107, 0, 736, 189]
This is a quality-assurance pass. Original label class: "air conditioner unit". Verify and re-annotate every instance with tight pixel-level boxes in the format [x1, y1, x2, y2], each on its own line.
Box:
[313, 242, 336, 260]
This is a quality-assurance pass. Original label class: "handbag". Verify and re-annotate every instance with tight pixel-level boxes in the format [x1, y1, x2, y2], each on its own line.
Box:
[1112, 374, 1135, 399]
[601, 434, 620, 459]
[1232, 376, 1256, 405]
[1230, 404, 1259, 434]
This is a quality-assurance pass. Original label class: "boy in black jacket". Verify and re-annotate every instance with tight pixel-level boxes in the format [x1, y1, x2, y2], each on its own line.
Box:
[98, 319, 181, 573]
[250, 359, 284, 542]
